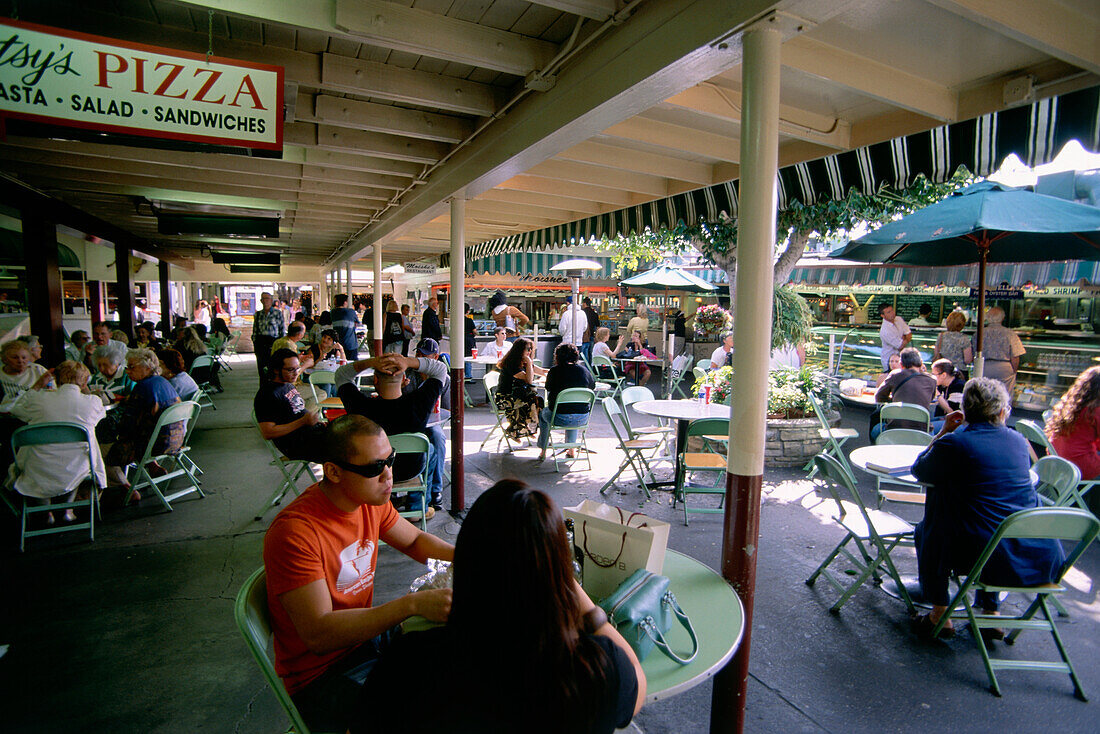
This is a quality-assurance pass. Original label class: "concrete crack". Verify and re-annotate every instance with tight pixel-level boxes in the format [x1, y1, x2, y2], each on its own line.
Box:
[748, 672, 833, 733]
[233, 683, 266, 734]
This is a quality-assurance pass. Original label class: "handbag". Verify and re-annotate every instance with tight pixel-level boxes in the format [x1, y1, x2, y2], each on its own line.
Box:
[598, 569, 698, 665]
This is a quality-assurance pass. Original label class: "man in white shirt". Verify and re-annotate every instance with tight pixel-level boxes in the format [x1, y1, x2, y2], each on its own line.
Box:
[558, 297, 586, 347]
[482, 328, 512, 362]
[710, 331, 734, 370]
[878, 304, 912, 370]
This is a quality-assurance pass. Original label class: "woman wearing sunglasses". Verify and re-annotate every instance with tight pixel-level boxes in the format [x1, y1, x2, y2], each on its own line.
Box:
[263, 414, 455, 734]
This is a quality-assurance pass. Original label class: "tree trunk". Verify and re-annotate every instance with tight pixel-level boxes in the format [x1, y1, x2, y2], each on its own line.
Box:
[773, 229, 810, 285]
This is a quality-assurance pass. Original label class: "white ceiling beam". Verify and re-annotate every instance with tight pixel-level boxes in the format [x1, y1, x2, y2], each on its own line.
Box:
[309, 94, 474, 144]
[332, 0, 556, 75]
[495, 175, 634, 207]
[926, 0, 1100, 75]
[476, 187, 607, 215]
[284, 123, 449, 165]
[178, 0, 556, 76]
[321, 54, 500, 117]
[291, 147, 422, 179]
[523, 0, 617, 21]
[467, 198, 586, 222]
[554, 140, 713, 186]
[664, 82, 851, 149]
[347, 0, 822, 259]
[601, 116, 740, 162]
[524, 159, 668, 197]
[782, 36, 959, 122]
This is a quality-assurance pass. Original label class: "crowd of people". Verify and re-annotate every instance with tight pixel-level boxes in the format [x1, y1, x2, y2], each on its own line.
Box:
[0, 315, 231, 521]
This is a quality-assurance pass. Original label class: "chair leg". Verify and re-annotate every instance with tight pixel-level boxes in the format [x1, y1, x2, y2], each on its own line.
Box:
[1039, 595, 1088, 700]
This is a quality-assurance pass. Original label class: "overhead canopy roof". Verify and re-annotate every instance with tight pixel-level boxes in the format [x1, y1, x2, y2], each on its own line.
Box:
[1, 0, 1097, 272]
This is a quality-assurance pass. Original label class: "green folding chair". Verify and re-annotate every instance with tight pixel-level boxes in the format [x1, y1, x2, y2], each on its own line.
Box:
[620, 386, 674, 461]
[128, 401, 205, 512]
[673, 417, 729, 525]
[804, 454, 916, 615]
[222, 330, 242, 366]
[695, 357, 712, 372]
[7, 422, 103, 552]
[544, 387, 596, 473]
[251, 410, 319, 521]
[592, 355, 625, 400]
[306, 370, 337, 405]
[1033, 456, 1085, 618]
[599, 397, 658, 499]
[1017, 419, 1100, 503]
[189, 355, 218, 409]
[389, 432, 431, 530]
[174, 400, 205, 484]
[878, 402, 931, 434]
[668, 354, 694, 399]
[930, 507, 1100, 699]
[234, 568, 338, 734]
[804, 391, 859, 481]
[480, 371, 514, 452]
[871, 428, 932, 507]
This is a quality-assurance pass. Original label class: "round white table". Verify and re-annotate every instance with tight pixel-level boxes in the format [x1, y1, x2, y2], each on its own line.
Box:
[632, 400, 731, 481]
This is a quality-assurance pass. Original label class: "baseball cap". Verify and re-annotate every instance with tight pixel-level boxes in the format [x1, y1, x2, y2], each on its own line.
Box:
[416, 338, 440, 355]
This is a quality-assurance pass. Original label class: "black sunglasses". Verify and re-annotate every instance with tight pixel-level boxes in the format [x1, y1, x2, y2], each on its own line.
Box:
[332, 449, 396, 478]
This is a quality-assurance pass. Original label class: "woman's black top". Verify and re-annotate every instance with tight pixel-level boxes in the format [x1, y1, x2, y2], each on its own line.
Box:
[353, 626, 637, 734]
[382, 311, 404, 345]
[546, 363, 595, 414]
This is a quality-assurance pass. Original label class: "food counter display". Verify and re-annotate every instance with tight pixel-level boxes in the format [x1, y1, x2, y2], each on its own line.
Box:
[807, 324, 1100, 410]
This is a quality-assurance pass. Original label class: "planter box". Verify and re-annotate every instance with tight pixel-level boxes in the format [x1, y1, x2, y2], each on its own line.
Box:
[763, 410, 838, 468]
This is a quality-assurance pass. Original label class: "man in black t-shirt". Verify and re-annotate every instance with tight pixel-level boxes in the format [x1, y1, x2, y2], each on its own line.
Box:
[335, 351, 449, 514]
[581, 297, 600, 364]
[253, 349, 328, 462]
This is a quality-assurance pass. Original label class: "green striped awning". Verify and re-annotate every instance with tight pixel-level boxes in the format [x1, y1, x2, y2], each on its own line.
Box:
[462, 86, 1100, 261]
[443, 250, 616, 278]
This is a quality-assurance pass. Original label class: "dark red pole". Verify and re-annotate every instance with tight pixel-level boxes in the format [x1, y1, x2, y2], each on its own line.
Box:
[711, 471, 762, 733]
[449, 367, 465, 515]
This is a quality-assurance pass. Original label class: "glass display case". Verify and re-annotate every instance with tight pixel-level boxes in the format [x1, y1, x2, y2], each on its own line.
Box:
[806, 325, 1100, 411]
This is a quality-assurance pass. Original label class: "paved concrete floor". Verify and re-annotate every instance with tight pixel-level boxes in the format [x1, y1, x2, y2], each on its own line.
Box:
[2, 357, 1099, 733]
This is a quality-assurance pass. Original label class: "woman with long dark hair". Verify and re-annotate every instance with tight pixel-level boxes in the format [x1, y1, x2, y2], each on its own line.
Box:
[496, 337, 545, 440]
[355, 480, 645, 733]
[1047, 365, 1100, 480]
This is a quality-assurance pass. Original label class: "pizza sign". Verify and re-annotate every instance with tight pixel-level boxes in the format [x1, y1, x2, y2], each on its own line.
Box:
[0, 18, 282, 150]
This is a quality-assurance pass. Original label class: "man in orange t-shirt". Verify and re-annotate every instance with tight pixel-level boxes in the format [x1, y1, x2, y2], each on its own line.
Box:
[263, 414, 454, 732]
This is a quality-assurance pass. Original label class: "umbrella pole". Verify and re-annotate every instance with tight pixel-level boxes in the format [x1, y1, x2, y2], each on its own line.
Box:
[974, 240, 988, 379]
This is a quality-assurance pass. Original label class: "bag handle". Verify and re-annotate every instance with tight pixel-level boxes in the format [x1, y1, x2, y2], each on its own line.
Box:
[581, 521, 627, 568]
[611, 506, 650, 529]
[641, 593, 698, 665]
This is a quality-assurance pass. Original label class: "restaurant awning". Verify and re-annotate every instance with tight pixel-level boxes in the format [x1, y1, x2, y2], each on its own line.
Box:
[440, 249, 616, 279]
[0, 228, 81, 269]
[465, 86, 1100, 260]
[785, 260, 1100, 290]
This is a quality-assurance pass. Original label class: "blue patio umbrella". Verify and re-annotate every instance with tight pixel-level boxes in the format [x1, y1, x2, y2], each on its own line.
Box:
[831, 181, 1100, 357]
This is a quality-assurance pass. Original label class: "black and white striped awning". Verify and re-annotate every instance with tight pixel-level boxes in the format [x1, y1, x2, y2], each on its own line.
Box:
[463, 86, 1100, 261]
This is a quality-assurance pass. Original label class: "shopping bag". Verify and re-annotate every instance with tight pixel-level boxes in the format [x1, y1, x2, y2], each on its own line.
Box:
[563, 500, 670, 599]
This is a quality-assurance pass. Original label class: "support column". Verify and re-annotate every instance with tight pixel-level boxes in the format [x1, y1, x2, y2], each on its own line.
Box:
[23, 214, 65, 365]
[88, 281, 105, 324]
[158, 260, 171, 333]
[372, 247, 383, 356]
[449, 197, 466, 516]
[713, 22, 781, 734]
[114, 240, 135, 338]
[346, 262, 353, 300]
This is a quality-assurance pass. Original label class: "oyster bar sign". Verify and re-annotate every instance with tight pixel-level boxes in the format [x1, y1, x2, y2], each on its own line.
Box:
[0, 18, 282, 150]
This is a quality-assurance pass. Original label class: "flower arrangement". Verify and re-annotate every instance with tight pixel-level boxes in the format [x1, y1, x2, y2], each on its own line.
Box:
[694, 303, 729, 338]
[692, 364, 827, 419]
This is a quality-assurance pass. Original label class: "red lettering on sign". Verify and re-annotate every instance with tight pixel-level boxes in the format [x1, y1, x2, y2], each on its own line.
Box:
[132, 56, 146, 93]
[191, 68, 225, 105]
[228, 74, 266, 110]
[152, 61, 187, 99]
[94, 51, 126, 89]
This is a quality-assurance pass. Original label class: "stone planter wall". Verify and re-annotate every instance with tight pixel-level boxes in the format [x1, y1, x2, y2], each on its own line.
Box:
[764, 409, 839, 467]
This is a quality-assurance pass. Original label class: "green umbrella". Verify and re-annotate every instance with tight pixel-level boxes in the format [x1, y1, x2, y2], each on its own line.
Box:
[832, 181, 1100, 356]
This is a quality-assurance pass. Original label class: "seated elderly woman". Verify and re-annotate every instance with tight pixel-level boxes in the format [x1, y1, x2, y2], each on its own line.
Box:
[0, 339, 52, 411]
[90, 341, 135, 401]
[8, 361, 107, 524]
[102, 348, 183, 496]
[537, 343, 594, 463]
[15, 335, 44, 365]
[354, 479, 644, 733]
[157, 348, 200, 400]
[910, 377, 1066, 639]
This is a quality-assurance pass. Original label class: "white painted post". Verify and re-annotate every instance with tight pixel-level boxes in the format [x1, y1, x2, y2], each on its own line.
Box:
[449, 197, 466, 514]
[714, 19, 782, 734]
[372, 247, 383, 355]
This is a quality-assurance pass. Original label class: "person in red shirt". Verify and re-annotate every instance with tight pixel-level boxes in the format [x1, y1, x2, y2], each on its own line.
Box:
[1047, 366, 1100, 479]
[263, 414, 454, 732]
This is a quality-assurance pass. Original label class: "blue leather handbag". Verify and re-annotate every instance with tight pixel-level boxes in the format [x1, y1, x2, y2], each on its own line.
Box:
[598, 568, 698, 665]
